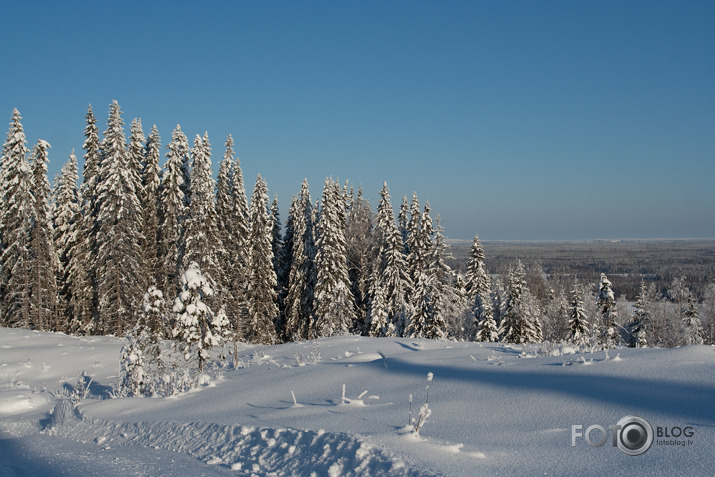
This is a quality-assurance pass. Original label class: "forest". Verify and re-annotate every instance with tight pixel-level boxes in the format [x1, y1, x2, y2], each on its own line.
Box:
[1, 102, 713, 362]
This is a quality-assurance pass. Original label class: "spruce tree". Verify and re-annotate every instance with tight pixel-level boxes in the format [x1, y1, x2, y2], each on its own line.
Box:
[66, 105, 100, 333]
[95, 101, 144, 335]
[158, 125, 190, 299]
[128, 119, 146, 194]
[682, 291, 704, 345]
[543, 287, 570, 342]
[127, 119, 148, 291]
[628, 281, 650, 348]
[284, 180, 317, 341]
[172, 262, 230, 372]
[215, 135, 234, 247]
[499, 260, 542, 343]
[28, 139, 59, 331]
[568, 283, 590, 345]
[398, 196, 410, 253]
[465, 235, 496, 341]
[215, 134, 242, 333]
[345, 186, 375, 333]
[367, 182, 410, 337]
[53, 151, 80, 329]
[245, 175, 278, 344]
[228, 141, 251, 337]
[278, 197, 295, 339]
[269, 196, 286, 337]
[596, 273, 619, 348]
[183, 133, 224, 308]
[142, 125, 162, 288]
[430, 217, 455, 336]
[0, 109, 32, 327]
[406, 193, 423, 286]
[313, 178, 356, 337]
[406, 203, 446, 339]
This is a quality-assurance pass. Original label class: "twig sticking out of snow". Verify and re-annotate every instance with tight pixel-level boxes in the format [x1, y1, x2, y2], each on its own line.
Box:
[376, 349, 388, 367]
[406, 372, 435, 436]
[408, 394, 413, 427]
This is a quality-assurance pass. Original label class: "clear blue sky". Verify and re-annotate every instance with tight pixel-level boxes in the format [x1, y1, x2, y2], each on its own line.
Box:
[2, 0, 714, 240]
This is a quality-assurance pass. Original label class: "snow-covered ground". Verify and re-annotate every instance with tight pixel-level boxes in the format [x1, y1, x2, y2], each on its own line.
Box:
[1, 327, 713, 476]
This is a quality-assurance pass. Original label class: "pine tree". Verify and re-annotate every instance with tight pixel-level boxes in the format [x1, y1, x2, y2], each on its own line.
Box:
[568, 283, 590, 345]
[183, 133, 224, 309]
[0, 109, 32, 327]
[596, 273, 619, 348]
[313, 178, 356, 337]
[172, 262, 230, 372]
[66, 105, 100, 333]
[245, 175, 278, 344]
[95, 101, 144, 335]
[28, 139, 59, 331]
[142, 125, 162, 288]
[53, 151, 80, 329]
[284, 180, 317, 341]
[367, 183, 411, 337]
[158, 125, 190, 300]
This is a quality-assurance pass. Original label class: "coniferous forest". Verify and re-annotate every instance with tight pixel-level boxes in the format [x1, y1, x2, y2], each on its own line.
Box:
[1, 102, 713, 355]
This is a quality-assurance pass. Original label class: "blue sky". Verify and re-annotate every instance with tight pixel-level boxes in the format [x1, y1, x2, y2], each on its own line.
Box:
[2, 0, 714, 240]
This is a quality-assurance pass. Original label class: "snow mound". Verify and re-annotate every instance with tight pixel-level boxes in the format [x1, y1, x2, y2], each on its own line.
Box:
[52, 409, 425, 476]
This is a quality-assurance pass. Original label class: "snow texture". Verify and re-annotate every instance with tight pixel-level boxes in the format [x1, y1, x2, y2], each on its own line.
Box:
[1, 327, 714, 476]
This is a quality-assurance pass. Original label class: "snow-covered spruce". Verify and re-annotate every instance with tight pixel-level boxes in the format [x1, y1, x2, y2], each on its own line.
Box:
[314, 178, 356, 337]
[596, 273, 619, 348]
[172, 262, 230, 372]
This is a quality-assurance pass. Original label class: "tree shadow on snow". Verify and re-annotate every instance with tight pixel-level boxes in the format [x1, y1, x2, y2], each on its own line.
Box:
[393, 341, 422, 352]
[357, 358, 715, 423]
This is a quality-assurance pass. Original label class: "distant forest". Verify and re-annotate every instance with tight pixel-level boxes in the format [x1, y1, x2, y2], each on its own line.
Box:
[1, 102, 713, 354]
[449, 239, 715, 300]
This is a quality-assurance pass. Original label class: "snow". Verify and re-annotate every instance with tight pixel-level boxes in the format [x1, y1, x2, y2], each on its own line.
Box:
[1, 327, 714, 475]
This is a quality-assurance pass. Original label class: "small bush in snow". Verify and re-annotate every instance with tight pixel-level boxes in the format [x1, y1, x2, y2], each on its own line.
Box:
[406, 372, 434, 437]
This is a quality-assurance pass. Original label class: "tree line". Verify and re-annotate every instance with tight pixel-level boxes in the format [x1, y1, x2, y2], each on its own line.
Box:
[1, 102, 711, 351]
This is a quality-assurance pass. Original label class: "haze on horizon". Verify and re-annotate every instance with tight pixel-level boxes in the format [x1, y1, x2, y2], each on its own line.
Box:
[2, 0, 713, 241]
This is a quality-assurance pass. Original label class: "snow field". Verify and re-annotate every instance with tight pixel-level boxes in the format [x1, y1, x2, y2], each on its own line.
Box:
[1, 328, 714, 476]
